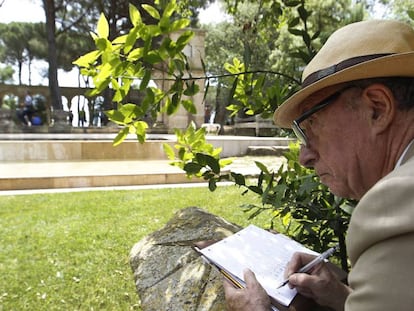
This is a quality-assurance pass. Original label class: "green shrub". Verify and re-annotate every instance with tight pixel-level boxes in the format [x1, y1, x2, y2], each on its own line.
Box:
[241, 142, 355, 271]
[170, 130, 355, 271]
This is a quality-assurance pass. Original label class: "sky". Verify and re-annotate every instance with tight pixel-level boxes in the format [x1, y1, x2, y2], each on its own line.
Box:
[0, 0, 228, 87]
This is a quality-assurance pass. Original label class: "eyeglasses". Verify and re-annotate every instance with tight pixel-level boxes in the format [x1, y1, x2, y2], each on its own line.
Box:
[292, 86, 355, 146]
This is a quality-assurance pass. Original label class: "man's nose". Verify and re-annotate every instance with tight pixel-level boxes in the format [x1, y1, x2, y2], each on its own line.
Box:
[298, 144, 317, 168]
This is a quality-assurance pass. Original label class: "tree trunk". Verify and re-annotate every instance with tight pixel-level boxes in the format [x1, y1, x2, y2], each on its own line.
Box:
[18, 61, 23, 85]
[43, 0, 62, 110]
[214, 82, 226, 125]
[28, 57, 32, 86]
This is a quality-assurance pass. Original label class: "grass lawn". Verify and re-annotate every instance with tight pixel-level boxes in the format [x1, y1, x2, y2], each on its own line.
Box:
[0, 185, 275, 310]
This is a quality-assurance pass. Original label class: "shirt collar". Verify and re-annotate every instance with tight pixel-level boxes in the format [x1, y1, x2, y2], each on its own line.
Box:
[395, 139, 414, 168]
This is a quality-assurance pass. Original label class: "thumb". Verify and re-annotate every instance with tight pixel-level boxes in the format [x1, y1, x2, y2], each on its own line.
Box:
[243, 268, 259, 287]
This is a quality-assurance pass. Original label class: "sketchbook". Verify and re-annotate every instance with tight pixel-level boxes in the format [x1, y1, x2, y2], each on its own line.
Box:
[195, 224, 320, 309]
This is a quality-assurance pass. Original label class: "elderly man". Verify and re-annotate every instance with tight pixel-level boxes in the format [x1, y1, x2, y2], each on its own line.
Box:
[224, 19, 414, 311]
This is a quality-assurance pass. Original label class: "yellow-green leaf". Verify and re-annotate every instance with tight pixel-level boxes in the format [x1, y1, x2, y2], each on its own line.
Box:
[113, 127, 129, 146]
[170, 19, 190, 32]
[142, 4, 160, 20]
[97, 13, 109, 39]
[73, 50, 100, 67]
[129, 4, 142, 26]
[112, 34, 128, 45]
[163, 0, 177, 18]
[163, 143, 176, 160]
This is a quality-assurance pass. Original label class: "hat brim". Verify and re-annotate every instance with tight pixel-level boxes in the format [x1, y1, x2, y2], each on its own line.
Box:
[273, 52, 414, 128]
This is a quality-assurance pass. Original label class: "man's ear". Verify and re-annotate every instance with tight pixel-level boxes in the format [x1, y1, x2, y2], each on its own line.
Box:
[362, 84, 396, 134]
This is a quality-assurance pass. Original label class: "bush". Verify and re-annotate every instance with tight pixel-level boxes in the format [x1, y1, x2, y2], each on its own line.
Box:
[170, 131, 355, 271]
[239, 142, 355, 271]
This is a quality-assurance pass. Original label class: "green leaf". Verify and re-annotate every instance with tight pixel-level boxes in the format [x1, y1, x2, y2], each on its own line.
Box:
[124, 28, 139, 54]
[145, 25, 161, 37]
[311, 30, 320, 41]
[119, 103, 140, 122]
[112, 127, 129, 146]
[94, 62, 113, 83]
[409, 10, 414, 21]
[247, 185, 263, 195]
[288, 28, 302, 36]
[228, 77, 238, 105]
[183, 81, 200, 96]
[144, 51, 163, 64]
[231, 172, 245, 186]
[163, 0, 177, 18]
[163, 143, 175, 160]
[133, 121, 148, 143]
[302, 32, 311, 47]
[208, 178, 217, 191]
[73, 50, 100, 67]
[167, 93, 180, 115]
[140, 69, 151, 91]
[205, 155, 220, 174]
[97, 13, 109, 39]
[288, 17, 300, 28]
[176, 30, 194, 48]
[112, 34, 128, 45]
[203, 80, 209, 105]
[96, 38, 110, 51]
[127, 47, 144, 62]
[184, 162, 202, 174]
[134, 120, 148, 134]
[297, 6, 309, 22]
[142, 4, 160, 20]
[105, 109, 125, 124]
[254, 161, 269, 174]
[195, 153, 207, 166]
[170, 19, 191, 32]
[129, 4, 142, 27]
[284, 0, 301, 7]
[159, 16, 170, 33]
[219, 158, 233, 167]
[181, 99, 197, 114]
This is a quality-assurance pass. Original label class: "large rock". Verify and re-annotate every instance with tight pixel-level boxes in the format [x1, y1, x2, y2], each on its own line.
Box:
[129, 207, 241, 311]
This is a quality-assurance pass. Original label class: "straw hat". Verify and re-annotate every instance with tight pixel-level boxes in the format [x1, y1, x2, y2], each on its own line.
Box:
[273, 19, 414, 128]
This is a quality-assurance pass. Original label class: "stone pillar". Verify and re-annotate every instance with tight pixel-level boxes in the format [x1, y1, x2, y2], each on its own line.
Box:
[50, 109, 72, 132]
[0, 108, 17, 132]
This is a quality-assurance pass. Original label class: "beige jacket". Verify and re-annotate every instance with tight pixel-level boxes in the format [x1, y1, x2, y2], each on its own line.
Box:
[345, 144, 414, 311]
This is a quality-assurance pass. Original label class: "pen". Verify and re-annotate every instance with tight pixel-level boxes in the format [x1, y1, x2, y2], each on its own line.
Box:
[277, 243, 340, 289]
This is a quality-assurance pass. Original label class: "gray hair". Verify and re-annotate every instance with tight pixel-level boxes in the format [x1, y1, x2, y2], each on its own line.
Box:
[352, 77, 414, 110]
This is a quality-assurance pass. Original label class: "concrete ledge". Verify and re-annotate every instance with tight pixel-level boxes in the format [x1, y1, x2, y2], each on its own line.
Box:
[0, 134, 293, 190]
[0, 159, 204, 191]
[0, 140, 174, 161]
[0, 135, 295, 161]
[0, 173, 203, 191]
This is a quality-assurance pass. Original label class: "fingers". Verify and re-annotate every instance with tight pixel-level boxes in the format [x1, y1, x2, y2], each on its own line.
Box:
[223, 269, 258, 293]
[285, 252, 318, 278]
[223, 269, 271, 311]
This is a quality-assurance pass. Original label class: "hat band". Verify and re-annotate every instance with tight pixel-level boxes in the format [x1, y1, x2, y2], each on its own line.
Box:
[301, 53, 393, 88]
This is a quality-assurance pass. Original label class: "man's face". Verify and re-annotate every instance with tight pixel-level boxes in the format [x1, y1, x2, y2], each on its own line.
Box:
[297, 86, 381, 200]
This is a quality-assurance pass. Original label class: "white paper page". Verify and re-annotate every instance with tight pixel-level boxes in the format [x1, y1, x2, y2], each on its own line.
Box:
[200, 225, 319, 306]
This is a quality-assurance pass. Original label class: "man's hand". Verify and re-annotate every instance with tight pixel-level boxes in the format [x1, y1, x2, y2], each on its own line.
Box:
[285, 252, 351, 311]
[223, 269, 270, 311]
